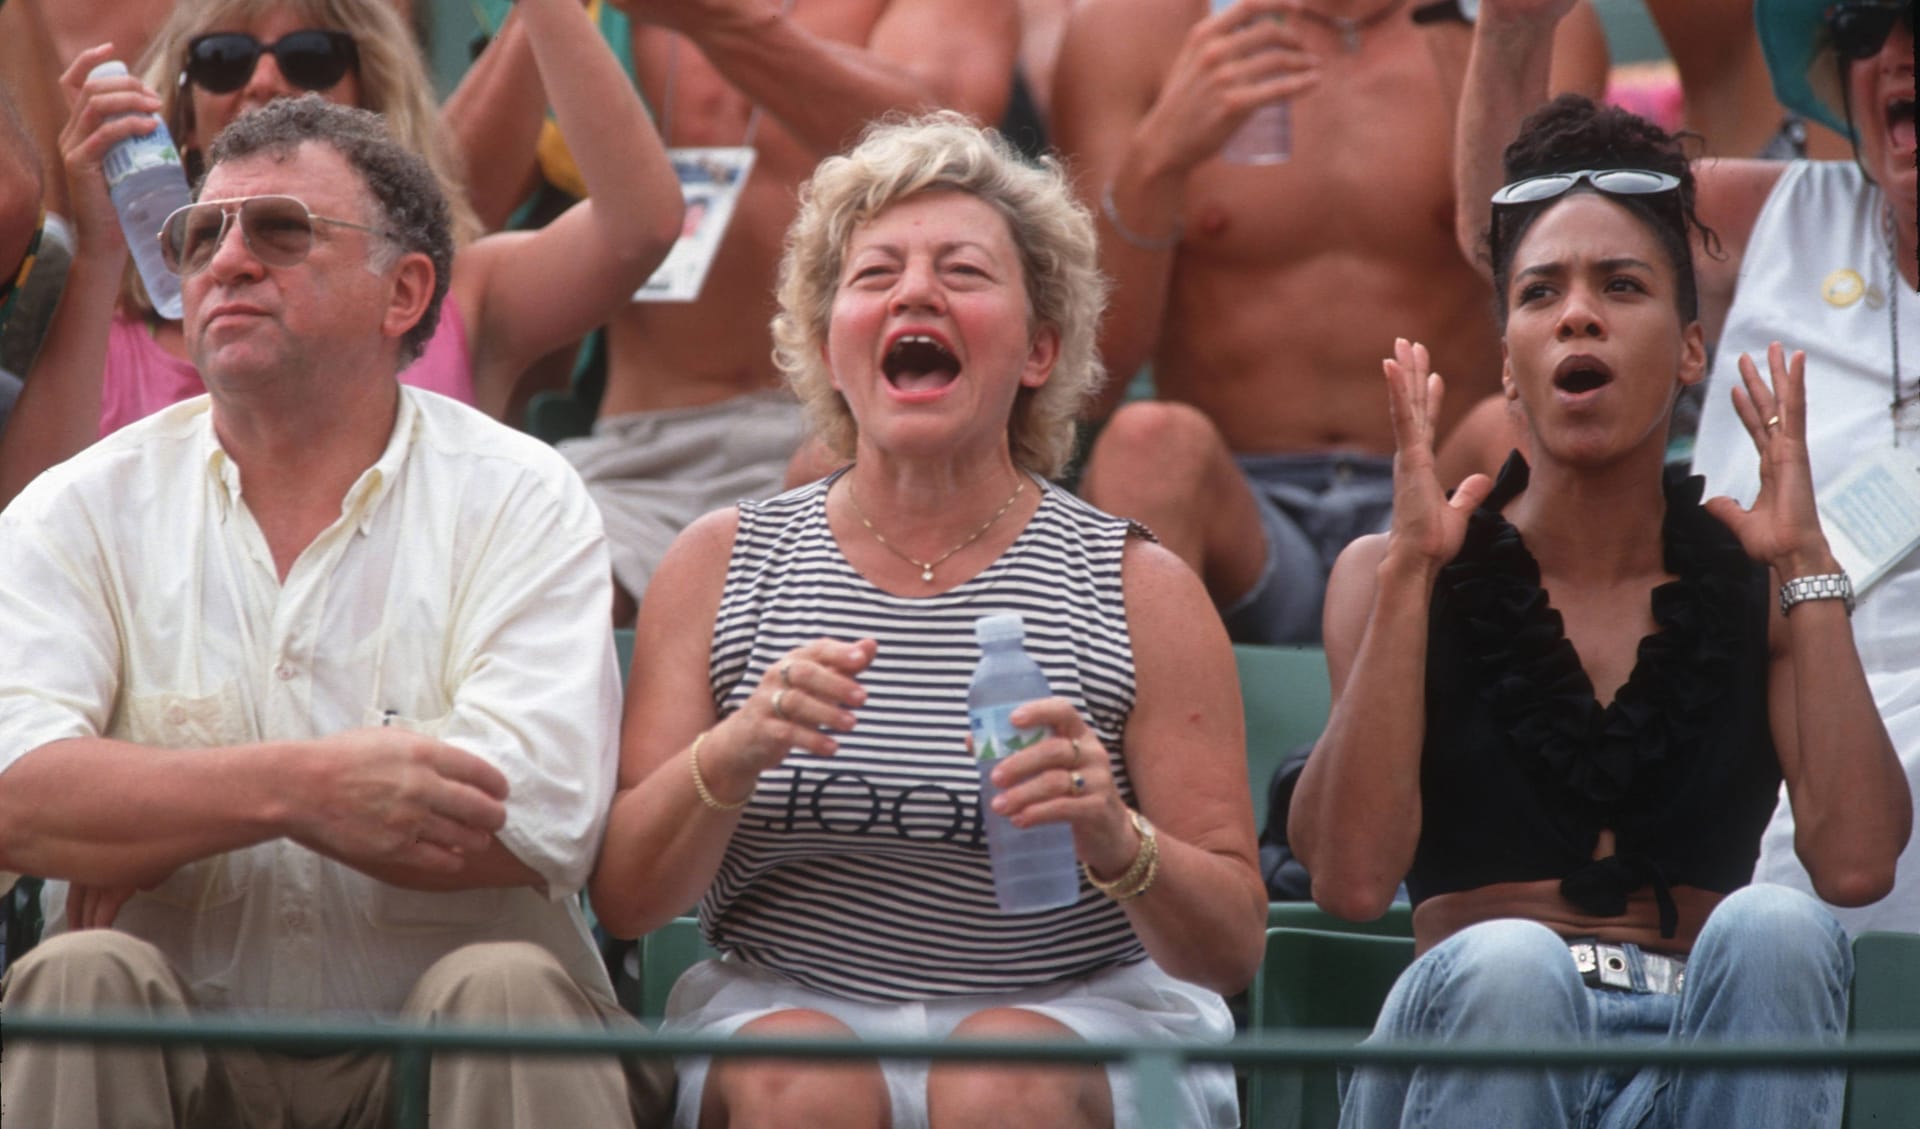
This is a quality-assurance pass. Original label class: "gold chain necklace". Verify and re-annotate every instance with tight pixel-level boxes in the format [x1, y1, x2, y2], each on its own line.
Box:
[1297, 0, 1410, 52]
[844, 475, 1026, 583]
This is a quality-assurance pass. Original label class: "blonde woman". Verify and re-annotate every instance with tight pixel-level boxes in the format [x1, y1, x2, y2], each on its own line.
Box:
[591, 113, 1263, 1129]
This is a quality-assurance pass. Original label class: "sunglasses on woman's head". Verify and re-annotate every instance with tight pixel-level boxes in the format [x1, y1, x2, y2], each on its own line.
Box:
[1490, 168, 1682, 207]
[184, 29, 358, 94]
[160, 195, 390, 277]
[1828, 1, 1916, 60]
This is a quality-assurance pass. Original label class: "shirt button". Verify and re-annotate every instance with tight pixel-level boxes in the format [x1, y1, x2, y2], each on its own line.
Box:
[275, 663, 296, 681]
[165, 705, 188, 725]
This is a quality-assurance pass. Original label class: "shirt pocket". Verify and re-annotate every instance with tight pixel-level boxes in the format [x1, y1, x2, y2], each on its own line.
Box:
[355, 708, 510, 933]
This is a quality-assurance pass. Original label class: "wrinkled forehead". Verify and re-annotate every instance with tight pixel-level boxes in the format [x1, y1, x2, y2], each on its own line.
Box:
[201, 140, 368, 216]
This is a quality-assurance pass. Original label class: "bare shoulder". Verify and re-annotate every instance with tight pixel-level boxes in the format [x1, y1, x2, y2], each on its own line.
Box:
[643, 506, 743, 629]
[1693, 158, 1791, 254]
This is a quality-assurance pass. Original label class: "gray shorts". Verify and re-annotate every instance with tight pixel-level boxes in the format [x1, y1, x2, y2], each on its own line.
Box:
[559, 392, 808, 600]
[663, 957, 1238, 1129]
[1221, 452, 1394, 645]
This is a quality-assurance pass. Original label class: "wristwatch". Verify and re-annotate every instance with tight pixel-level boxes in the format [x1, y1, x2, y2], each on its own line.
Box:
[1779, 571, 1855, 616]
[1412, 0, 1479, 25]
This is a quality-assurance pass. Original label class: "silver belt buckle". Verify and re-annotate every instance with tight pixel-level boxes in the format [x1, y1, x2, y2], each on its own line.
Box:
[1594, 942, 1634, 990]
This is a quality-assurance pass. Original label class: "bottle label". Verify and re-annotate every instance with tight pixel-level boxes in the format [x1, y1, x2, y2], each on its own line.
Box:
[969, 703, 1046, 762]
[101, 123, 182, 191]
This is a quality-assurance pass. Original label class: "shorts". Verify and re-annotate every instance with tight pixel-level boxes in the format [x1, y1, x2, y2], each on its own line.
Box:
[663, 957, 1239, 1129]
[1221, 452, 1395, 645]
[559, 392, 808, 600]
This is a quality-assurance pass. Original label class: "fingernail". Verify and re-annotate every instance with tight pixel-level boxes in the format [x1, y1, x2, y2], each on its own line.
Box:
[990, 796, 1008, 813]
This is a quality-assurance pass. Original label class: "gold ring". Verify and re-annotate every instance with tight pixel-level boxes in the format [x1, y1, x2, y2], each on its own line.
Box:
[1069, 736, 1083, 766]
[772, 689, 790, 721]
[1069, 771, 1086, 796]
[780, 662, 794, 688]
[1765, 415, 1782, 430]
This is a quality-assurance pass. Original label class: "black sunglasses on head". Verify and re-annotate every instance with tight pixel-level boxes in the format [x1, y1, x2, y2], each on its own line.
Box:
[184, 29, 358, 94]
[1828, 1, 1916, 60]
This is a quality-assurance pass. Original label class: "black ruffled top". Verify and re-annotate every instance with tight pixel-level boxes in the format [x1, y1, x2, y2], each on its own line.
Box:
[1407, 454, 1781, 938]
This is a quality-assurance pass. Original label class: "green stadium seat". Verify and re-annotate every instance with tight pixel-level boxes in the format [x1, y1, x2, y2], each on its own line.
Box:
[1267, 901, 1413, 938]
[1232, 644, 1331, 832]
[1247, 926, 1415, 1129]
[640, 916, 718, 1023]
[1843, 930, 1920, 1127]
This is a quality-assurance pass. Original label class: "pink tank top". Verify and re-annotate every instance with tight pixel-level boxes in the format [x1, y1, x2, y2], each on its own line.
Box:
[99, 298, 476, 435]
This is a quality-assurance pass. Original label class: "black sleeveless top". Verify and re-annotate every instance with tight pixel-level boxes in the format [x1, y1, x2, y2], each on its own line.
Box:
[1407, 455, 1781, 938]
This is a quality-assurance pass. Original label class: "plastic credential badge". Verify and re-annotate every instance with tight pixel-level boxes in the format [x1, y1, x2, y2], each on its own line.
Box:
[1817, 444, 1920, 596]
[632, 147, 756, 303]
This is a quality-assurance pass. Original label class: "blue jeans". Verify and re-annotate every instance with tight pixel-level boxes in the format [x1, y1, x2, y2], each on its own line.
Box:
[1221, 452, 1395, 645]
[1339, 885, 1851, 1129]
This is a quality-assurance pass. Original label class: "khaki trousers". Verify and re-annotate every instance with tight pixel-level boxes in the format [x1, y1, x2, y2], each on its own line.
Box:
[0, 931, 674, 1128]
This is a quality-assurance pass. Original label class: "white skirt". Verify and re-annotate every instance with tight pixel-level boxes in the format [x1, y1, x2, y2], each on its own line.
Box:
[664, 955, 1240, 1129]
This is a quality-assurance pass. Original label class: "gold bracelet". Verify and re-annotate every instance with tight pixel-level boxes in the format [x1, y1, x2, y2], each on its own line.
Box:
[1083, 810, 1159, 902]
[689, 731, 750, 811]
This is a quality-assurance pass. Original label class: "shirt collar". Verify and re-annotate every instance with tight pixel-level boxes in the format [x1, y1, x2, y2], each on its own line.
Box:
[200, 386, 420, 533]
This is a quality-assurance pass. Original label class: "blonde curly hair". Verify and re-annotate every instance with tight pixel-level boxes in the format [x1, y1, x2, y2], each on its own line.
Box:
[771, 112, 1108, 479]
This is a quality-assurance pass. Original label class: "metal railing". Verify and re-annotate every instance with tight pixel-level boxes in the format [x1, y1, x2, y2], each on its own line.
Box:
[8, 1012, 1920, 1128]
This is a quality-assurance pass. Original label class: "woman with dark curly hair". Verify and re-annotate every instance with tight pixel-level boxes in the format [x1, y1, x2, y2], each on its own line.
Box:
[1291, 95, 1908, 1129]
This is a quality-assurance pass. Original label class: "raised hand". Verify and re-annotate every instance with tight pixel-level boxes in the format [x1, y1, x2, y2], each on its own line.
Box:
[695, 637, 878, 805]
[982, 697, 1138, 880]
[286, 728, 511, 876]
[58, 44, 163, 257]
[1702, 343, 1836, 575]
[1382, 337, 1493, 569]
[1142, 0, 1320, 174]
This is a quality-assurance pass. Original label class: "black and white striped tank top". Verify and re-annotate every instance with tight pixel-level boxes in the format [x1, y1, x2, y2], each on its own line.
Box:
[702, 471, 1151, 1002]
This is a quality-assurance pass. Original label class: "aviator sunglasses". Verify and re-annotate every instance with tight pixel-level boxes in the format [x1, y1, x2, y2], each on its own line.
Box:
[160, 195, 391, 277]
[1828, 1, 1916, 60]
[1490, 168, 1682, 207]
[184, 29, 359, 94]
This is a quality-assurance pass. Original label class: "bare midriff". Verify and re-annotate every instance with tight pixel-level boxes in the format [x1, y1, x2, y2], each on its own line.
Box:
[1411, 880, 1725, 960]
[1150, 23, 1503, 455]
[599, 0, 889, 419]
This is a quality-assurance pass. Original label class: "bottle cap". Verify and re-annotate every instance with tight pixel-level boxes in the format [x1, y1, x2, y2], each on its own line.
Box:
[974, 613, 1025, 646]
[88, 60, 131, 81]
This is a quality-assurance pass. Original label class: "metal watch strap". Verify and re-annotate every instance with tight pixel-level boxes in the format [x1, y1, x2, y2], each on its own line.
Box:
[1779, 571, 1855, 616]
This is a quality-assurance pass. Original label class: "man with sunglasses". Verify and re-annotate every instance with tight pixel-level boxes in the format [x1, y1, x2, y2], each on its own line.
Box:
[1457, 0, 1920, 936]
[0, 97, 671, 1128]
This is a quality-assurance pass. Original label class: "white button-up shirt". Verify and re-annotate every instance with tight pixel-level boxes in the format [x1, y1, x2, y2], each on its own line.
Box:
[0, 389, 622, 1015]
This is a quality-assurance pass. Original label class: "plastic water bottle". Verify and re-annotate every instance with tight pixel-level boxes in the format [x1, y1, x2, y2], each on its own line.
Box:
[969, 613, 1079, 914]
[1213, 0, 1292, 165]
[89, 61, 190, 320]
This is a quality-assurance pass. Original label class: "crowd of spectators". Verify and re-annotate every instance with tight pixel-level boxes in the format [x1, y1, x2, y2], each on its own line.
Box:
[0, 0, 1913, 1125]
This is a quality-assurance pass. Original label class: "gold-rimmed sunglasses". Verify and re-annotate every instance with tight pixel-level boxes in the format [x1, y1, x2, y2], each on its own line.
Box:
[159, 194, 391, 277]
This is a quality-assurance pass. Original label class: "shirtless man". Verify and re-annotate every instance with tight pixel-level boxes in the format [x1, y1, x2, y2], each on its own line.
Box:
[568, 0, 1017, 622]
[1053, 0, 1606, 642]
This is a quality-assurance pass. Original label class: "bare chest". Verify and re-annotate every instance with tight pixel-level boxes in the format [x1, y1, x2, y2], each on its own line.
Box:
[1177, 30, 1462, 266]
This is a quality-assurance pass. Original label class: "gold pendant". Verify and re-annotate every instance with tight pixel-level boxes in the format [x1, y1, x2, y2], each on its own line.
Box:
[921, 567, 934, 582]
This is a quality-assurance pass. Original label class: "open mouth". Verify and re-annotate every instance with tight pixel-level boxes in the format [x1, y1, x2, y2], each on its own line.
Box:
[882, 333, 961, 394]
[1889, 96, 1917, 154]
[1553, 355, 1614, 396]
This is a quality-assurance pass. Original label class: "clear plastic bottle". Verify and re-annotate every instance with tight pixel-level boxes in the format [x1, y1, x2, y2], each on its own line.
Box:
[88, 61, 191, 320]
[969, 613, 1080, 914]
[1212, 0, 1292, 165]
